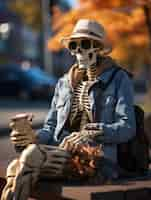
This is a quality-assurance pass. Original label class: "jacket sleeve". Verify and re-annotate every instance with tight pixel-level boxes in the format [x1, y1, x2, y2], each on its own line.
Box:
[99, 71, 136, 144]
[36, 81, 59, 145]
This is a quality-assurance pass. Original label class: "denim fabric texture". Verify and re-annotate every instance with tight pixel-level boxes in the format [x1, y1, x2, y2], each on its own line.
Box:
[37, 59, 136, 176]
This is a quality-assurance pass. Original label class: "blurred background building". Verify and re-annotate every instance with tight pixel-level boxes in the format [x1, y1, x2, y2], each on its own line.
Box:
[0, 0, 73, 100]
[0, 0, 71, 67]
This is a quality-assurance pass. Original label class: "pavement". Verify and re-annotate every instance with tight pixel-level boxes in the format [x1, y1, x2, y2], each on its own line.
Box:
[0, 98, 50, 135]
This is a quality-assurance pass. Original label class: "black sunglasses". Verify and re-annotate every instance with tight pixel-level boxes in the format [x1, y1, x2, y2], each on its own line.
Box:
[68, 39, 101, 51]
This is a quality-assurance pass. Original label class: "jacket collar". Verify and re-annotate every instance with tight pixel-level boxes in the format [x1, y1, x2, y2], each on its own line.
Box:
[95, 56, 117, 84]
[96, 66, 116, 84]
[63, 56, 118, 87]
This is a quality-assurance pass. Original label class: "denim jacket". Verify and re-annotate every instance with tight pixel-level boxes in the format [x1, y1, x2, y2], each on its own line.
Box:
[37, 60, 136, 166]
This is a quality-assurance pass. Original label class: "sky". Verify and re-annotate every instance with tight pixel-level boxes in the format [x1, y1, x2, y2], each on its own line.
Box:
[66, 0, 78, 8]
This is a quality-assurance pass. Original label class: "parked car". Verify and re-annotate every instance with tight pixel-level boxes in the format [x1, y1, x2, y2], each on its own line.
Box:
[0, 64, 58, 100]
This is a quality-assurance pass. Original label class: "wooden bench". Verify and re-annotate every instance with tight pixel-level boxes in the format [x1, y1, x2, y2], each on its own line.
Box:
[1, 173, 151, 200]
[29, 176, 151, 200]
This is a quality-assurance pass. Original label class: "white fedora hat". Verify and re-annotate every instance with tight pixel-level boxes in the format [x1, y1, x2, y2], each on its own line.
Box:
[61, 19, 112, 54]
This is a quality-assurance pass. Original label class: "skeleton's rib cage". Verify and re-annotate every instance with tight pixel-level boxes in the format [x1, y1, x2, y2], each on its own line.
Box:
[69, 66, 97, 130]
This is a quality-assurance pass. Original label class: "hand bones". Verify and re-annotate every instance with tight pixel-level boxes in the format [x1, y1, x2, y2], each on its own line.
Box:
[10, 113, 37, 149]
[60, 126, 103, 151]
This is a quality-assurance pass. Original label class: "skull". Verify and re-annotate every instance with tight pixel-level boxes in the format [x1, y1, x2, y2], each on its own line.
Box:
[69, 39, 102, 69]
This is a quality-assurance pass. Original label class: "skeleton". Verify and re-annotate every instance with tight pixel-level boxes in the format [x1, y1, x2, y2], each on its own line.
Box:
[69, 39, 101, 128]
[60, 39, 103, 149]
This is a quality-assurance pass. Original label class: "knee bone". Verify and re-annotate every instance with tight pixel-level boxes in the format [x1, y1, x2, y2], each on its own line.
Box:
[19, 144, 45, 168]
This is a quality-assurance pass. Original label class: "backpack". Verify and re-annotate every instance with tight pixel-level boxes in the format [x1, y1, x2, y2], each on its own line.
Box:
[103, 67, 149, 175]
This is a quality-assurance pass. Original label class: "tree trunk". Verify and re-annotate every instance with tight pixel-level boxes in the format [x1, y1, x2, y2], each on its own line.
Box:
[143, 4, 151, 49]
[142, 4, 151, 87]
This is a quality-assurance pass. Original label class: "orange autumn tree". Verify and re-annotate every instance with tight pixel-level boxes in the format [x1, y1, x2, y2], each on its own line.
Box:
[48, 0, 151, 71]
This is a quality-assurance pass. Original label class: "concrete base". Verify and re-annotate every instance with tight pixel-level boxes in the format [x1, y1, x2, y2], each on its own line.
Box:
[1, 175, 151, 200]
[30, 177, 151, 200]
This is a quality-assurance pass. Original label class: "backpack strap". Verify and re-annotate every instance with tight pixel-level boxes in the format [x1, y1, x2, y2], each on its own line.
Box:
[102, 67, 121, 90]
[102, 66, 133, 90]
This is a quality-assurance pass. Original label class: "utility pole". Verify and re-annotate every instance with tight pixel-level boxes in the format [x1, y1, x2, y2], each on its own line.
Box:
[41, 0, 53, 75]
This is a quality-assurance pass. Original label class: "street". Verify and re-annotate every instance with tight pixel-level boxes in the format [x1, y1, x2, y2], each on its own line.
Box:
[0, 99, 49, 134]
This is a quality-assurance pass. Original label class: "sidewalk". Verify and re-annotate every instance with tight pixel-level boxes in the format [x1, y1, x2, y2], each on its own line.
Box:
[0, 99, 50, 135]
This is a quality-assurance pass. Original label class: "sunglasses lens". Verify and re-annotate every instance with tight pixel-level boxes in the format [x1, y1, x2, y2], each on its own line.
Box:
[68, 41, 77, 50]
[93, 40, 102, 48]
[81, 40, 91, 49]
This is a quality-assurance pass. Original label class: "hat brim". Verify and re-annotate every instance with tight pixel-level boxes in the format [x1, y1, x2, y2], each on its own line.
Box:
[60, 33, 112, 55]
